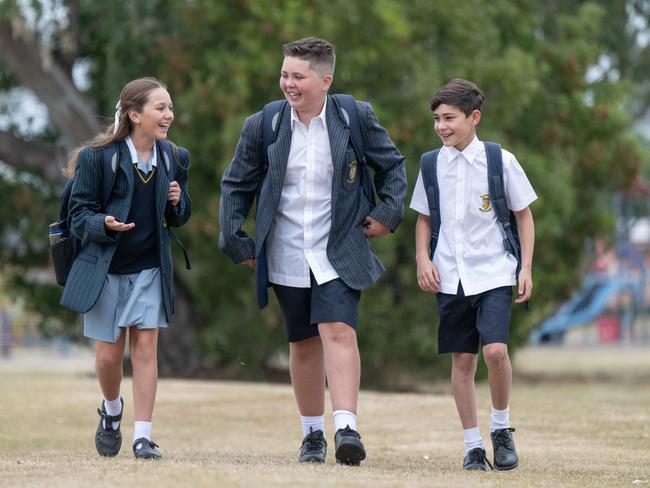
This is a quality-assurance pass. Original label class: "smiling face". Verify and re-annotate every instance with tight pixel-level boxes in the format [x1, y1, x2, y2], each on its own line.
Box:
[433, 103, 481, 151]
[128, 87, 174, 140]
[279, 56, 332, 123]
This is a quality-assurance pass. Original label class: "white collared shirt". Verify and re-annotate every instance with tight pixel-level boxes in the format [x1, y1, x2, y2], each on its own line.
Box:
[125, 136, 157, 173]
[266, 98, 339, 288]
[410, 136, 537, 296]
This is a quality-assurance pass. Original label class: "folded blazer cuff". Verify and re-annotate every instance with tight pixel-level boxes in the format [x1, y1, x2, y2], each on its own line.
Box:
[218, 233, 255, 264]
[87, 213, 118, 243]
[369, 204, 403, 233]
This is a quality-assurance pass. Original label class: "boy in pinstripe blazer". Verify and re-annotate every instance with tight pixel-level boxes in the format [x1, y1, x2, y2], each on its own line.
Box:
[219, 37, 406, 465]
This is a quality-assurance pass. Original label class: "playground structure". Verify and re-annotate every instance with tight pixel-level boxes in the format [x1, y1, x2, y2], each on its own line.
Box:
[531, 188, 650, 345]
[530, 242, 646, 344]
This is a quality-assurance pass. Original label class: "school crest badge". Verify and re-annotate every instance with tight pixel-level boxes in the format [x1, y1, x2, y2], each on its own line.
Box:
[479, 193, 492, 212]
[347, 160, 358, 184]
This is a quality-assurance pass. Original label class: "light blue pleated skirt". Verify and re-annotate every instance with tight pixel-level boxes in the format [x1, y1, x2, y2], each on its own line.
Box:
[84, 267, 168, 343]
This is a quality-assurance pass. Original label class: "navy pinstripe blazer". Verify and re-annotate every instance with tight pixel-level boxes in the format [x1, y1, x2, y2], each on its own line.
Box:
[219, 95, 407, 309]
[60, 140, 191, 319]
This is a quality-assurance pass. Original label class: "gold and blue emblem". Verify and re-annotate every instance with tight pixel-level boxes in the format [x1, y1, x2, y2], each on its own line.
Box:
[347, 160, 358, 184]
[479, 193, 492, 212]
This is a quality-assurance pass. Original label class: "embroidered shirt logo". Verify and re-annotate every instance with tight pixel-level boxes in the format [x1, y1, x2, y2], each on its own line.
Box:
[347, 160, 358, 184]
[479, 193, 492, 212]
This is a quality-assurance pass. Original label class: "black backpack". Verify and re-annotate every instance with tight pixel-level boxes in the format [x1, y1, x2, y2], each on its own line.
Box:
[49, 140, 190, 287]
[260, 94, 375, 206]
[419, 141, 522, 276]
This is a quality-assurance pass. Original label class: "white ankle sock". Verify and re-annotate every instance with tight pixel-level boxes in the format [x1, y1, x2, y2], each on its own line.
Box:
[490, 406, 510, 432]
[300, 415, 325, 437]
[333, 410, 357, 431]
[103, 396, 122, 430]
[463, 427, 484, 453]
[133, 421, 152, 443]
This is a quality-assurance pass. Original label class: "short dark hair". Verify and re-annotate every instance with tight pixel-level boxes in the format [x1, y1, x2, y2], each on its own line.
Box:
[430, 79, 485, 116]
[282, 37, 336, 75]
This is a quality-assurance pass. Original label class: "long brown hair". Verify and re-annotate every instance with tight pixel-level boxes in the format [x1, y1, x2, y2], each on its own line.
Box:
[63, 77, 168, 177]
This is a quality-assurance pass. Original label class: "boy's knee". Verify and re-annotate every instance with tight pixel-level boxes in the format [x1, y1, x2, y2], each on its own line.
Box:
[319, 322, 356, 345]
[452, 352, 477, 377]
[290, 336, 322, 362]
[482, 343, 509, 366]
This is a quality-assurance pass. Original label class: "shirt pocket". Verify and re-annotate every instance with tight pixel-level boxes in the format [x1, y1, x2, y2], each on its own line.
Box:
[468, 180, 493, 219]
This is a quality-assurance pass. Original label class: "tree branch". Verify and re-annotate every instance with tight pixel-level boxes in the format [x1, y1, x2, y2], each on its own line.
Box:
[0, 131, 66, 183]
[0, 17, 101, 145]
[58, 0, 80, 73]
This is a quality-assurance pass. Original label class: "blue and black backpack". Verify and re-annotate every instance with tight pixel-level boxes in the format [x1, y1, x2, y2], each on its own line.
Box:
[419, 141, 522, 276]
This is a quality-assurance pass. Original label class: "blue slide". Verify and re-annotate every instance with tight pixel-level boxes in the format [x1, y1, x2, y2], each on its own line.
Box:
[530, 272, 643, 344]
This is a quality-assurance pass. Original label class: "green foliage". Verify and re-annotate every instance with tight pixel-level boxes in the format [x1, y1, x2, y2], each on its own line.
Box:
[1, 0, 647, 385]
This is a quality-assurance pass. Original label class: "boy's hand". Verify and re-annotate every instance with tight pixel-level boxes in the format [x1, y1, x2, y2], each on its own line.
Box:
[104, 215, 135, 232]
[362, 216, 389, 239]
[515, 267, 533, 303]
[242, 258, 256, 269]
[416, 256, 440, 294]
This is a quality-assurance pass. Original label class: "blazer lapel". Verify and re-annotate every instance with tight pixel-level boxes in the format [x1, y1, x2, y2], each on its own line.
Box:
[254, 106, 291, 251]
[115, 142, 134, 223]
[267, 105, 292, 194]
[326, 96, 349, 203]
[154, 141, 170, 226]
[117, 141, 134, 190]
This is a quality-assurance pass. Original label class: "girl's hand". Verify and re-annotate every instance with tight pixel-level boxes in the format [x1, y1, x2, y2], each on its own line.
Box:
[104, 215, 135, 232]
[168, 181, 181, 206]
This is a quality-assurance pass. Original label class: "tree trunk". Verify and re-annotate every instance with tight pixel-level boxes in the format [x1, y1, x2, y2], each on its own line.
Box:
[157, 275, 212, 377]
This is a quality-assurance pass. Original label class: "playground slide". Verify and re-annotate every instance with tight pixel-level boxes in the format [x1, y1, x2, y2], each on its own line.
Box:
[530, 273, 642, 344]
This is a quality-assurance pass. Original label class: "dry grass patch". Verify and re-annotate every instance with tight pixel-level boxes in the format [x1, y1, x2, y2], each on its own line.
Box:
[0, 346, 649, 487]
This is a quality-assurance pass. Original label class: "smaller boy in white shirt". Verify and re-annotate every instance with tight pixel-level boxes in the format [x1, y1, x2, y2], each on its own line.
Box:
[410, 79, 537, 471]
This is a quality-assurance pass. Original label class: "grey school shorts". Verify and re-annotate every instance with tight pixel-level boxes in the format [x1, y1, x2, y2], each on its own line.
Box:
[84, 267, 168, 343]
[271, 273, 361, 343]
[436, 282, 512, 354]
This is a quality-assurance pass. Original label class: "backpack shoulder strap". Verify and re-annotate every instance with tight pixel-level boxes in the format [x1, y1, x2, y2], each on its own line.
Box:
[157, 139, 176, 181]
[485, 141, 523, 278]
[331, 93, 375, 207]
[420, 148, 442, 255]
[261, 100, 288, 163]
[258, 99, 289, 198]
[100, 143, 118, 205]
[154, 139, 191, 270]
[485, 142, 509, 227]
[59, 178, 75, 220]
[331, 94, 364, 163]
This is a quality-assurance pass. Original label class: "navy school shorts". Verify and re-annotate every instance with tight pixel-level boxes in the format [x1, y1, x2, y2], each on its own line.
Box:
[436, 282, 512, 354]
[271, 273, 361, 343]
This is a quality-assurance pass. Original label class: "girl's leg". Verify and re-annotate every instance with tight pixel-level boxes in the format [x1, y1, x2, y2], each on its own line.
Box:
[129, 327, 159, 422]
[95, 330, 127, 400]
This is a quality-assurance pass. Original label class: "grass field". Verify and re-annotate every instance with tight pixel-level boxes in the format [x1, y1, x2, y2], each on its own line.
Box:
[0, 345, 649, 487]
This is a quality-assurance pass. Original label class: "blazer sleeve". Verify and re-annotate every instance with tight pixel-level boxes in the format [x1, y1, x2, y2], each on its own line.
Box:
[357, 101, 407, 231]
[165, 146, 192, 227]
[218, 112, 265, 264]
[68, 147, 119, 247]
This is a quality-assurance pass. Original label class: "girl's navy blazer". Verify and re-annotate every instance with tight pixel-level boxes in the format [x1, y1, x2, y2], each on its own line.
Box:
[60, 140, 191, 320]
